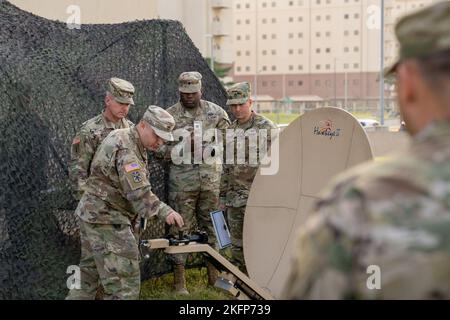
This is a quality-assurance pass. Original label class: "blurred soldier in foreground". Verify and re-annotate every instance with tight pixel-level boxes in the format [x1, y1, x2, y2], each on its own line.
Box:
[66, 106, 184, 300]
[284, 2, 450, 299]
[69, 77, 135, 200]
[157, 71, 230, 294]
[219, 82, 277, 274]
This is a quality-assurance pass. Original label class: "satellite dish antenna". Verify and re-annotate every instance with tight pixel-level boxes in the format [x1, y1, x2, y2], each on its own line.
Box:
[243, 107, 373, 299]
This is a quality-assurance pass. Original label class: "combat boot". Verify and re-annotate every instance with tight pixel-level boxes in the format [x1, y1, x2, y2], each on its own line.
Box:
[206, 261, 218, 286]
[173, 264, 189, 295]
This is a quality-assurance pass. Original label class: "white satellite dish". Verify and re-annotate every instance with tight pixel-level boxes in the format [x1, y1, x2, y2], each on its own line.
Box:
[243, 107, 373, 299]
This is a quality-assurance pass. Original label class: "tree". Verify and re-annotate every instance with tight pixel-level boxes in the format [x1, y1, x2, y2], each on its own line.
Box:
[204, 58, 234, 88]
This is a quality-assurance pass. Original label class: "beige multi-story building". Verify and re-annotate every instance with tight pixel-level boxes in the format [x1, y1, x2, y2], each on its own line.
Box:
[8, 0, 234, 65]
[232, 0, 437, 109]
[154, 0, 234, 65]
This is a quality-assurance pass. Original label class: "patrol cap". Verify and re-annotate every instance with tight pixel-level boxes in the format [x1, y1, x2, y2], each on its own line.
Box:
[178, 71, 202, 93]
[142, 105, 175, 141]
[226, 82, 251, 106]
[107, 77, 135, 105]
[385, 1, 450, 76]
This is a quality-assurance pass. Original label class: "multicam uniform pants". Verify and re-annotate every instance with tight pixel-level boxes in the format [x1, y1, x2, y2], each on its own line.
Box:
[168, 189, 220, 265]
[66, 220, 140, 300]
[227, 206, 247, 274]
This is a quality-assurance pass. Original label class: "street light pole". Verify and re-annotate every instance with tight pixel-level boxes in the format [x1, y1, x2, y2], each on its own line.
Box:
[345, 71, 348, 109]
[205, 34, 214, 71]
[254, 0, 258, 107]
[380, 0, 385, 125]
[334, 57, 337, 107]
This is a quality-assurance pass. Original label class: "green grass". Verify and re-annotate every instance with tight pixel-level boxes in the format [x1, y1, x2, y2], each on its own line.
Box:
[261, 111, 397, 126]
[140, 267, 234, 300]
[260, 112, 300, 125]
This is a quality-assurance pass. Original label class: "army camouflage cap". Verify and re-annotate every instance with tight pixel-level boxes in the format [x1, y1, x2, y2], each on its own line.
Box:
[107, 77, 135, 105]
[385, 1, 450, 76]
[226, 82, 251, 106]
[142, 105, 175, 141]
[178, 71, 202, 93]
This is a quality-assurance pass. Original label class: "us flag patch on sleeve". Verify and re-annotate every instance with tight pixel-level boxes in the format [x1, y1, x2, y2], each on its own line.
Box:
[124, 162, 141, 173]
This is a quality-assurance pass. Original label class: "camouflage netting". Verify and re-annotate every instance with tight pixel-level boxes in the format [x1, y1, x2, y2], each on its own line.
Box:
[0, 1, 228, 299]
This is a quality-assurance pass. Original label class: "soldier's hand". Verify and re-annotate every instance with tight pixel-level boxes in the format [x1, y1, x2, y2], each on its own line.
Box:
[219, 198, 227, 211]
[166, 211, 184, 228]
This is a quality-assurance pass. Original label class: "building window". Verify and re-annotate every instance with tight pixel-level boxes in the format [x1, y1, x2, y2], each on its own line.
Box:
[289, 33, 294, 39]
[272, 34, 277, 39]
[326, 64, 331, 70]
[344, 30, 349, 36]
[262, 50, 267, 55]
[245, 35, 250, 40]
[289, 65, 294, 71]
[272, 50, 277, 55]
[316, 65, 321, 70]
[289, 80, 294, 86]
[326, 15, 331, 21]
[298, 49, 303, 54]
[327, 0, 331, 4]
[315, 80, 321, 86]
[298, 65, 303, 70]
[298, 16, 303, 22]
[354, 63, 359, 69]
[245, 19, 250, 24]
[353, 79, 359, 85]
[344, 63, 349, 69]
[271, 81, 276, 87]
[344, 14, 349, 19]
[272, 66, 277, 71]
[262, 66, 267, 71]
[316, 15, 321, 21]
[354, 13, 359, 19]
[262, 81, 268, 87]
[262, 34, 267, 39]
[246, 66, 251, 71]
[299, 0, 304, 5]
[326, 31, 331, 37]
[326, 48, 331, 53]
[344, 47, 349, 53]
[272, 18, 277, 23]
[236, 4, 241, 9]
[316, 0, 321, 4]
[289, 1, 294, 5]
[299, 33, 303, 38]
[298, 81, 303, 86]
[237, 66, 241, 72]
[262, 2, 267, 8]
[271, 2, 276, 7]
[354, 46, 359, 52]
[245, 51, 250, 56]
[236, 35, 241, 41]
[316, 32, 321, 37]
[237, 19, 241, 25]
[262, 18, 267, 24]
[289, 17, 294, 22]
[289, 49, 294, 54]
[354, 30, 359, 36]
[316, 48, 321, 53]
[237, 51, 241, 56]
[246, 3, 250, 9]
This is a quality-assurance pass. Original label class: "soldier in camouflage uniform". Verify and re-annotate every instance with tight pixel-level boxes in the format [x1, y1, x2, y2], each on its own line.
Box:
[219, 82, 277, 274]
[70, 78, 135, 200]
[156, 71, 230, 294]
[66, 106, 184, 300]
[284, 2, 450, 299]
